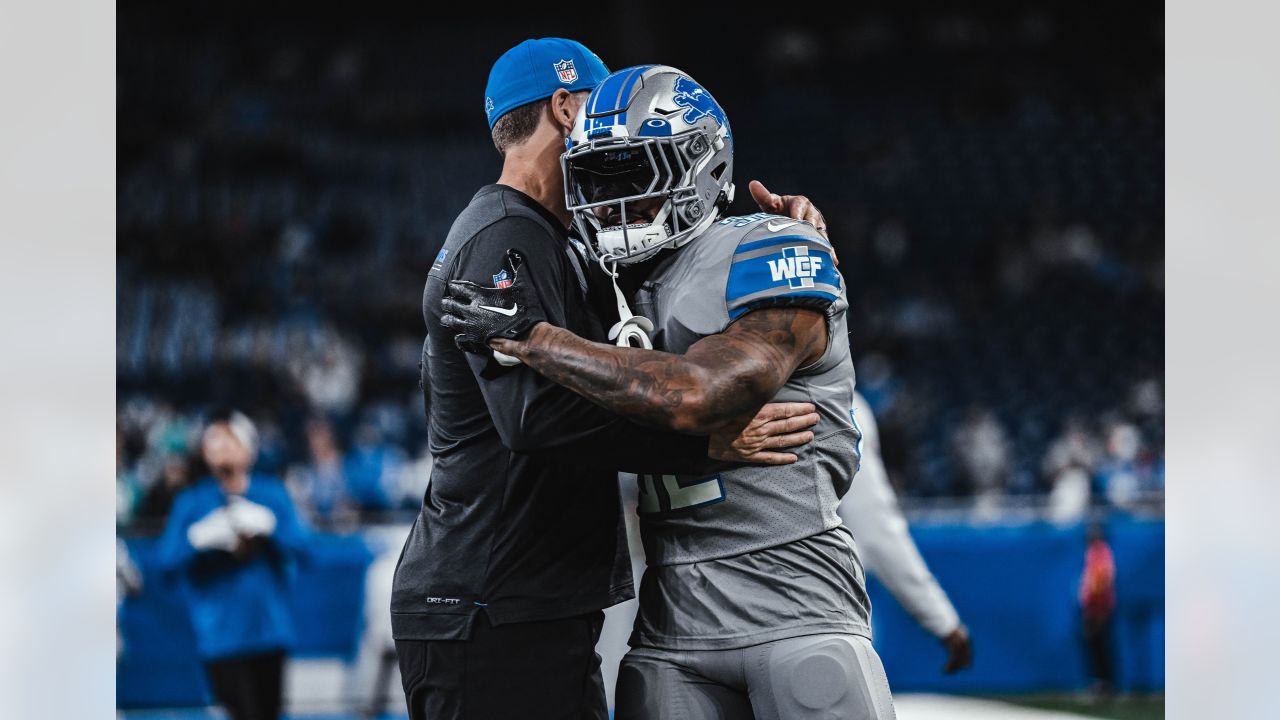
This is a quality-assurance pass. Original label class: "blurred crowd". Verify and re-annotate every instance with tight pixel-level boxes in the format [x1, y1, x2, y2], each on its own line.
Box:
[117, 397, 432, 533]
[117, 6, 1163, 534]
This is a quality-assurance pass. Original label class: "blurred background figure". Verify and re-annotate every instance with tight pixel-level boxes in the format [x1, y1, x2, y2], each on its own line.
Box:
[136, 452, 194, 526]
[155, 411, 310, 720]
[950, 404, 1012, 508]
[343, 415, 407, 517]
[286, 417, 358, 529]
[116, 539, 143, 660]
[1043, 416, 1100, 524]
[1096, 419, 1156, 510]
[1080, 523, 1117, 698]
[840, 392, 973, 674]
[288, 334, 363, 419]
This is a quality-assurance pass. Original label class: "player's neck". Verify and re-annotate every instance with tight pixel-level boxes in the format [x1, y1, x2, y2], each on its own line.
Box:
[616, 251, 666, 296]
[497, 137, 571, 228]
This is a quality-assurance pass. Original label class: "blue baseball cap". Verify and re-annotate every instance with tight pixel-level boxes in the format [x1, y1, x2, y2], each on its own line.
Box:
[484, 38, 610, 129]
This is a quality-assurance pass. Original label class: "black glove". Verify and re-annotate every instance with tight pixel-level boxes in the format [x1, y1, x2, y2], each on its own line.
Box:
[441, 249, 548, 354]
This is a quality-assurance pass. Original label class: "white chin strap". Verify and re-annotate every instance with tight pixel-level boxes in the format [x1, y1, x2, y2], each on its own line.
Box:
[495, 252, 654, 368]
[598, 254, 654, 349]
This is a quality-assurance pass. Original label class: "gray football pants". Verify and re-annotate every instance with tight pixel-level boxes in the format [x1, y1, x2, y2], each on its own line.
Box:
[615, 633, 895, 720]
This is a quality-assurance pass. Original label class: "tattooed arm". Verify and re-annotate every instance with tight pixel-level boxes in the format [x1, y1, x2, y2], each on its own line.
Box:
[488, 307, 829, 435]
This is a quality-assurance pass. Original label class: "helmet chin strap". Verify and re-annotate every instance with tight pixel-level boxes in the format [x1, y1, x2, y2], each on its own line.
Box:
[597, 253, 654, 350]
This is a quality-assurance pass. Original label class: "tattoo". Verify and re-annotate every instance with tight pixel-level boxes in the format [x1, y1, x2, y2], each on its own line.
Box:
[494, 308, 828, 434]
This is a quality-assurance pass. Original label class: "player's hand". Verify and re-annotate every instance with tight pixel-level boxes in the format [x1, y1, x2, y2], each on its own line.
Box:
[708, 402, 820, 465]
[748, 179, 832, 247]
[941, 624, 973, 674]
[442, 249, 548, 354]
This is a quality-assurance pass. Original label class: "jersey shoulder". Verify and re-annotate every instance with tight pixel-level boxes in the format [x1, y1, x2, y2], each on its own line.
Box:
[709, 214, 842, 320]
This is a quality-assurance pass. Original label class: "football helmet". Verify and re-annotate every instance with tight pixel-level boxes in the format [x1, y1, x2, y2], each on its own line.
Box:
[563, 65, 735, 265]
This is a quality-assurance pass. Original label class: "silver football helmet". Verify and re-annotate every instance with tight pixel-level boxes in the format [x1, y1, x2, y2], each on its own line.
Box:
[563, 65, 735, 265]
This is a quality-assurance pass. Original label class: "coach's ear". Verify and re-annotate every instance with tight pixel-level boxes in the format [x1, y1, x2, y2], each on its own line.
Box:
[548, 88, 580, 136]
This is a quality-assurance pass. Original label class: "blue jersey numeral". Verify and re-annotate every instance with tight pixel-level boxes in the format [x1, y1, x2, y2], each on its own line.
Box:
[637, 474, 725, 515]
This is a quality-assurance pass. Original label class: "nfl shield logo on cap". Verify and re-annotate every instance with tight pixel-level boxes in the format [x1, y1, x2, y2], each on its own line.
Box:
[554, 59, 577, 84]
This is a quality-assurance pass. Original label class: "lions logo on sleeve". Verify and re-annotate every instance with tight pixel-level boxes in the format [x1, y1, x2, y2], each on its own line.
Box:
[722, 215, 843, 320]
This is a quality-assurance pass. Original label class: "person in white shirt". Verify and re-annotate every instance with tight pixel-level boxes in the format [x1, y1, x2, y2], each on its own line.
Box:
[840, 391, 974, 673]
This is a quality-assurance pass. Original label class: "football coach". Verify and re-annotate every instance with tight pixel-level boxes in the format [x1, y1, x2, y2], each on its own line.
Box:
[392, 38, 825, 720]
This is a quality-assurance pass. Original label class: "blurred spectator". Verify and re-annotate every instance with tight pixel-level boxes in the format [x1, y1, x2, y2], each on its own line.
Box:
[871, 218, 910, 267]
[116, 539, 143, 659]
[855, 352, 901, 417]
[1043, 417, 1101, 523]
[1032, 221, 1102, 270]
[286, 417, 358, 527]
[1095, 420, 1152, 508]
[155, 411, 309, 720]
[1047, 467, 1092, 525]
[1127, 375, 1164, 422]
[1043, 416, 1099, 480]
[287, 331, 363, 417]
[1042, 416, 1100, 479]
[135, 453, 194, 526]
[393, 444, 433, 511]
[1079, 524, 1117, 696]
[343, 419, 407, 514]
[950, 405, 1011, 499]
[892, 280, 958, 339]
[251, 415, 290, 477]
[117, 427, 143, 527]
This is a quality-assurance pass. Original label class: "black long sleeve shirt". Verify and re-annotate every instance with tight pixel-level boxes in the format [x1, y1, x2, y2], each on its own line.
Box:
[391, 184, 709, 639]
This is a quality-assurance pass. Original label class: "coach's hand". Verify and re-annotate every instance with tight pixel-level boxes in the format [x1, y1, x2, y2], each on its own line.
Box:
[442, 249, 548, 354]
[708, 402, 820, 465]
[749, 179, 831, 245]
[942, 624, 973, 674]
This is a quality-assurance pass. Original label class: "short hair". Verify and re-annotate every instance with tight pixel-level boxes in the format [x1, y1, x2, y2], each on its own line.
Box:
[491, 99, 549, 156]
[205, 408, 259, 457]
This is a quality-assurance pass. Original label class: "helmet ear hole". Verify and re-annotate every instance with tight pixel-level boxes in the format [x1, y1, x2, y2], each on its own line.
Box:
[710, 162, 727, 181]
[681, 200, 704, 224]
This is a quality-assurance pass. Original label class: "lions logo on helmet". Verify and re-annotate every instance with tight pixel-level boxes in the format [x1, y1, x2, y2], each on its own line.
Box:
[672, 77, 731, 141]
[562, 65, 735, 265]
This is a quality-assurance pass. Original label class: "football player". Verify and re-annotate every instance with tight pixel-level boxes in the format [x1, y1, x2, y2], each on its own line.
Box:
[443, 65, 894, 720]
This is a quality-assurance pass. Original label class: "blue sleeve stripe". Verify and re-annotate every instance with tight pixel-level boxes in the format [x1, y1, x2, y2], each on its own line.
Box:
[725, 247, 841, 303]
[733, 233, 832, 256]
[728, 291, 841, 320]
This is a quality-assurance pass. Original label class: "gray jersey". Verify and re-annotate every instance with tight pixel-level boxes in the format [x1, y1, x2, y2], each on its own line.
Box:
[628, 213, 871, 649]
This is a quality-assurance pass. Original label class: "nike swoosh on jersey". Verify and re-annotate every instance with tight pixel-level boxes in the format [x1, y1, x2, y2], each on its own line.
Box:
[767, 221, 800, 232]
[479, 304, 519, 316]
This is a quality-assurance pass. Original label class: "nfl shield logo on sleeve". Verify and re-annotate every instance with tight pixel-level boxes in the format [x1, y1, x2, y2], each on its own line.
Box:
[492, 269, 513, 289]
[553, 59, 577, 84]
